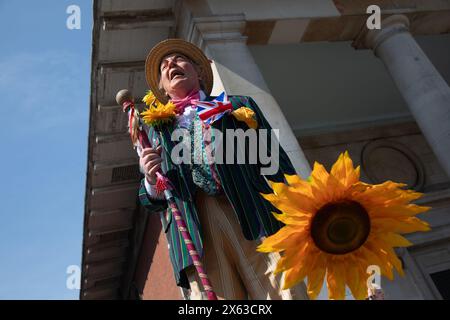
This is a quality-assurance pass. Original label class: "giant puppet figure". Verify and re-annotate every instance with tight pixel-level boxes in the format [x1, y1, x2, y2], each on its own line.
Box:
[134, 39, 309, 300]
[117, 39, 430, 301]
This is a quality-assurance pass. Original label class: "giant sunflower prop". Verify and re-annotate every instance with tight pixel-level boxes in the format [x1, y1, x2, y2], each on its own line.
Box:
[141, 90, 176, 128]
[258, 151, 430, 300]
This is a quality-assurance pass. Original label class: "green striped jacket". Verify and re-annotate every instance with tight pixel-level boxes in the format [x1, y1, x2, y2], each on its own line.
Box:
[138, 95, 296, 288]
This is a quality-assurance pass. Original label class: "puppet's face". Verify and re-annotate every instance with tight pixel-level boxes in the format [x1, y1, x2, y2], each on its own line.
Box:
[159, 53, 201, 100]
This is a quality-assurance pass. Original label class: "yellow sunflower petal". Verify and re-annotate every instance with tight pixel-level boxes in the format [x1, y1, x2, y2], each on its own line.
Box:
[283, 264, 309, 290]
[371, 204, 431, 219]
[394, 190, 424, 204]
[352, 181, 412, 208]
[345, 260, 368, 300]
[310, 162, 346, 205]
[325, 169, 346, 202]
[358, 245, 394, 281]
[261, 194, 314, 218]
[274, 241, 309, 274]
[326, 262, 346, 300]
[285, 174, 304, 187]
[371, 217, 431, 234]
[364, 241, 396, 281]
[382, 232, 413, 247]
[261, 189, 318, 215]
[363, 188, 424, 207]
[373, 237, 406, 276]
[272, 211, 309, 226]
[386, 247, 405, 276]
[257, 226, 306, 253]
[311, 162, 329, 184]
[330, 151, 360, 188]
[306, 253, 326, 299]
[345, 181, 371, 197]
[284, 174, 315, 196]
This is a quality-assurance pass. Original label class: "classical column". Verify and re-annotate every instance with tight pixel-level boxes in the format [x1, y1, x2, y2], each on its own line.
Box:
[365, 14, 450, 178]
[184, 15, 312, 178]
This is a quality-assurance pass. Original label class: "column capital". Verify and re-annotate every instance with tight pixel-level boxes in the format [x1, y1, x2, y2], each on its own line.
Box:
[179, 13, 247, 51]
[365, 15, 410, 53]
[353, 14, 410, 51]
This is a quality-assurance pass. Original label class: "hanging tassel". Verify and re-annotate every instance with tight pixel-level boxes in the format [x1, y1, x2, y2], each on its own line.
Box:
[122, 100, 140, 146]
[155, 172, 172, 195]
[130, 108, 140, 146]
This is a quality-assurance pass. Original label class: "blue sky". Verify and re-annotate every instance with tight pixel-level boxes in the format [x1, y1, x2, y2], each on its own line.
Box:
[0, 1, 92, 299]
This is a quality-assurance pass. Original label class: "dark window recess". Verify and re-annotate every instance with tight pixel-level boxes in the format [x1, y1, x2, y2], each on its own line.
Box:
[430, 269, 450, 300]
[111, 165, 141, 183]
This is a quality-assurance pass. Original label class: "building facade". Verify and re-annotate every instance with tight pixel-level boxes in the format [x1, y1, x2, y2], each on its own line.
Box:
[81, 0, 450, 299]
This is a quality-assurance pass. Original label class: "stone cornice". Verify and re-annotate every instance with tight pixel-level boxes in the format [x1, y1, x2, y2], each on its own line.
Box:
[179, 12, 247, 50]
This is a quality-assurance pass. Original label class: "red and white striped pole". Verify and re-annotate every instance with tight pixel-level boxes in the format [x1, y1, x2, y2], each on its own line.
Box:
[116, 89, 218, 300]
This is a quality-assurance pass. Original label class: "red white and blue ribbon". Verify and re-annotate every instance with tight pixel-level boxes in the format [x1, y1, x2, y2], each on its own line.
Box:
[193, 92, 233, 126]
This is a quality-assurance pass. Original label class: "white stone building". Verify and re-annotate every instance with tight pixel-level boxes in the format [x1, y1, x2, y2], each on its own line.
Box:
[81, 0, 450, 300]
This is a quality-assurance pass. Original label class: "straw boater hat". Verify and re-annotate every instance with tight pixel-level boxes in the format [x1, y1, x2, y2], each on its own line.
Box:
[145, 38, 214, 104]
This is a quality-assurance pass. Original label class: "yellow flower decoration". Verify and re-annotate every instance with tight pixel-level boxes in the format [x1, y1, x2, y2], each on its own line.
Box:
[141, 90, 176, 127]
[142, 90, 158, 107]
[258, 151, 431, 300]
[232, 107, 258, 129]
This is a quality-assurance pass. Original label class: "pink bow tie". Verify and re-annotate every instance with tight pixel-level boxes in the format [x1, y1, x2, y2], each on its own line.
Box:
[170, 90, 200, 114]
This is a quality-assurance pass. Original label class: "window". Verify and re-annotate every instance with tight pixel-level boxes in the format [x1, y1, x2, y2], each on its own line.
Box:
[430, 269, 450, 300]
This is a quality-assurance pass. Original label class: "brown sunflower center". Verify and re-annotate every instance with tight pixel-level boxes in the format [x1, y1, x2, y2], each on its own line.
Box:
[311, 200, 370, 255]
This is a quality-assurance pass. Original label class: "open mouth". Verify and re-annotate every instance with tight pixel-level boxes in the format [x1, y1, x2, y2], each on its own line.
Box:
[169, 68, 185, 80]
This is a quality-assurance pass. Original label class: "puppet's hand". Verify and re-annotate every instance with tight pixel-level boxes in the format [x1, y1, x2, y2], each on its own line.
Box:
[140, 146, 163, 185]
